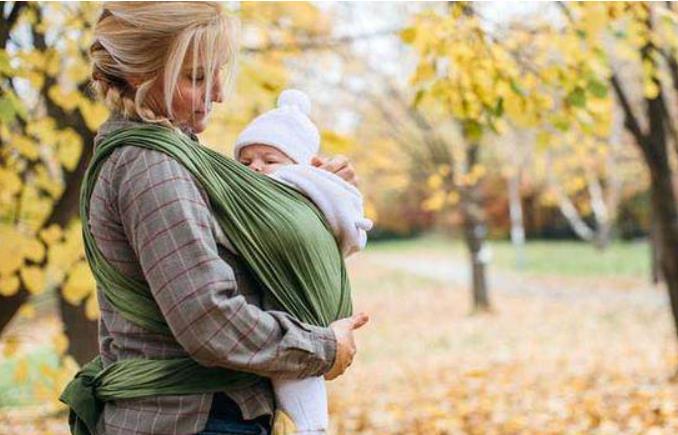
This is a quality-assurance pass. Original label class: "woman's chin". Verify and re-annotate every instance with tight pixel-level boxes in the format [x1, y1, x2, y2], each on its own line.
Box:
[190, 114, 209, 134]
[182, 118, 207, 135]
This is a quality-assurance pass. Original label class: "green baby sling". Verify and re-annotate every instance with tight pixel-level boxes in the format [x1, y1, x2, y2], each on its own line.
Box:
[59, 124, 352, 435]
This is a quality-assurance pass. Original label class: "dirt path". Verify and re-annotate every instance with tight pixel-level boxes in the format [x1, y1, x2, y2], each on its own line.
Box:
[367, 251, 668, 309]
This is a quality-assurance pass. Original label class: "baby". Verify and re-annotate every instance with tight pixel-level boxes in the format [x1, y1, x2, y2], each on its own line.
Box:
[234, 89, 372, 434]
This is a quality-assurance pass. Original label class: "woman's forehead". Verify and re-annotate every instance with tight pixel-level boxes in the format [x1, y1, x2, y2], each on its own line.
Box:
[182, 32, 231, 69]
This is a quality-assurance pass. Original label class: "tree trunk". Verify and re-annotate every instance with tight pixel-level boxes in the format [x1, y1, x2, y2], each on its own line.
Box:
[646, 155, 678, 339]
[641, 88, 678, 341]
[507, 170, 526, 269]
[461, 143, 491, 313]
[58, 295, 99, 364]
[650, 210, 662, 285]
[49, 117, 97, 364]
[0, 291, 29, 333]
[0, 8, 100, 361]
[611, 21, 678, 353]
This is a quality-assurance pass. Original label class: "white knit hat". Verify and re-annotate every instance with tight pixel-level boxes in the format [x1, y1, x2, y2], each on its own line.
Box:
[233, 89, 320, 164]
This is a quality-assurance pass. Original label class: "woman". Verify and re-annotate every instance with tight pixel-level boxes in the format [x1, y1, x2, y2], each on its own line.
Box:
[69, 2, 368, 434]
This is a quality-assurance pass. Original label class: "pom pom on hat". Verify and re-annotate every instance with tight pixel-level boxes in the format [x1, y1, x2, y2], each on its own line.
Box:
[277, 89, 311, 116]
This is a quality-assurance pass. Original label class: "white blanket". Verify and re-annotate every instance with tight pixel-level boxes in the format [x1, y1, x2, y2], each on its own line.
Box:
[271, 165, 373, 257]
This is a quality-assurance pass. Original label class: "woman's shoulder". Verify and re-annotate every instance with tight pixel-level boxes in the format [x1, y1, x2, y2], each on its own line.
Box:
[94, 115, 211, 211]
[95, 117, 192, 181]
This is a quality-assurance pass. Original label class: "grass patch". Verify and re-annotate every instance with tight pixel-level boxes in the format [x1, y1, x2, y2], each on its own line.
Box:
[367, 234, 651, 278]
[0, 347, 61, 408]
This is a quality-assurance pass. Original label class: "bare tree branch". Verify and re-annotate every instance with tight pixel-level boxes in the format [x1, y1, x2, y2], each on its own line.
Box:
[610, 73, 646, 147]
[242, 27, 401, 54]
[0, 1, 27, 48]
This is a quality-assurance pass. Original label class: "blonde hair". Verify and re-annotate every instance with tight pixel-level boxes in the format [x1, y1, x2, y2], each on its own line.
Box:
[90, 1, 239, 128]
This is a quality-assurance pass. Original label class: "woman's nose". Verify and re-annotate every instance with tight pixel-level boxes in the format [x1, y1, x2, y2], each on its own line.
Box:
[211, 74, 224, 103]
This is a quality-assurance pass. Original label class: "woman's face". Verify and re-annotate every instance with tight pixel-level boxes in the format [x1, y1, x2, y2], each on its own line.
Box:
[144, 63, 224, 134]
[171, 64, 224, 134]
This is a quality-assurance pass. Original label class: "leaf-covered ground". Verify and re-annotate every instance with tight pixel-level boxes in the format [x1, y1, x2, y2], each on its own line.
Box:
[1, 239, 677, 434]
[327, 241, 677, 434]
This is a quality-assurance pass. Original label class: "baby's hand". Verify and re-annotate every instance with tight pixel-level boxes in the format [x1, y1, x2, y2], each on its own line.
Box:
[311, 155, 359, 187]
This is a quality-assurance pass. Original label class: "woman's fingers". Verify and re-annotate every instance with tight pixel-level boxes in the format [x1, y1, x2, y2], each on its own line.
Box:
[326, 312, 369, 381]
[336, 167, 359, 187]
[310, 155, 327, 167]
[350, 312, 369, 329]
[311, 155, 359, 186]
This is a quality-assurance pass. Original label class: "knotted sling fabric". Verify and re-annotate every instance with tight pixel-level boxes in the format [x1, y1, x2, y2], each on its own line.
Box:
[60, 124, 352, 435]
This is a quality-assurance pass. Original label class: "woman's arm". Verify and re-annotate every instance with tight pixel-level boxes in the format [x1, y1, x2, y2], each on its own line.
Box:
[114, 147, 336, 379]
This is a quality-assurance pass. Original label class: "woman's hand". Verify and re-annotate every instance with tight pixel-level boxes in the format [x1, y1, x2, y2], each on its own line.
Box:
[311, 155, 359, 187]
[324, 312, 369, 381]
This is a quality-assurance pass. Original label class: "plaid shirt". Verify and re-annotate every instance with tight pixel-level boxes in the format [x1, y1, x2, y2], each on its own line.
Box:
[89, 117, 337, 434]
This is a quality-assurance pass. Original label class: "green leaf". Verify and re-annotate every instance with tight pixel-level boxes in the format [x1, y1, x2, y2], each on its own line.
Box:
[0, 96, 17, 125]
[6, 92, 27, 120]
[0, 50, 13, 75]
[551, 115, 571, 132]
[586, 79, 608, 98]
[414, 89, 425, 108]
[493, 98, 504, 117]
[510, 80, 527, 97]
[567, 86, 586, 108]
[463, 120, 483, 141]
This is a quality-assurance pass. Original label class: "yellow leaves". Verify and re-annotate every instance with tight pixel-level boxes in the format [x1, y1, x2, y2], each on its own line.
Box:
[85, 291, 100, 321]
[0, 167, 22, 198]
[62, 260, 95, 306]
[18, 184, 53, 231]
[580, 3, 610, 40]
[25, 117, 57, 145]
[65, 61, 91, 84]
[11, 135, 40, 161]
[537, 131, 553, 151]
[45, 50, 61, 78]
[13, 358, 29, 383]
[446, 191, 460, 206]
[40, 224, 63, 245]
[53, 127, 84, 172]
[23, 237, 46, 262]
[412, 62, 436, 84]
[643, 80, 660, 99]
[321, 130, 354, 155]
[3, 336, 20, 357]
[18, 303, 36, 319]
[400, 27, 417, 45]
[364, 200, 378, 224]
[47, 85, 81, 112]
[0, 225, 26, 276]
[78, 98, 109, 131]
[427, 174, 443, 190]
[565, 176, 587, 194]
[422, 190, 446, 212]
[53, 331, 69, 355]
[457, 164, 486, 187]
[34, 163, 64, 199]
[0, 275, 20, 296]
[20, 266, 45, 295]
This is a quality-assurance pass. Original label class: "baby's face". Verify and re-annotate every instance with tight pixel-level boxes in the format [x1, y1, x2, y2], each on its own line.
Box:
[237, 144, 294, 175]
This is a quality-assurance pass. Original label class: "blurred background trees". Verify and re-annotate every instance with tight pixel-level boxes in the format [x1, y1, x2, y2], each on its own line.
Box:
[2, 0, 678, 419]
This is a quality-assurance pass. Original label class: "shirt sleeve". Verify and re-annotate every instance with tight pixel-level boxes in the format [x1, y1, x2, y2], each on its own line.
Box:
[113, 146, 336, 379]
